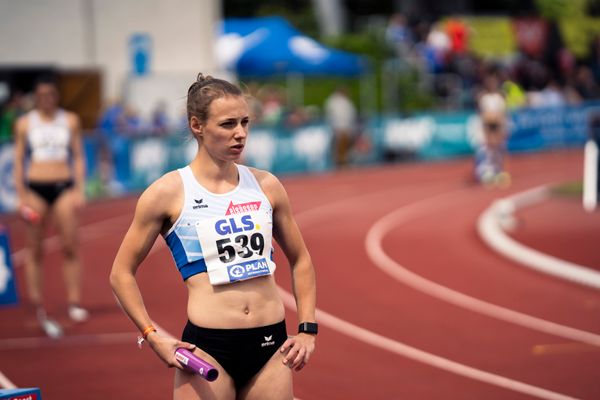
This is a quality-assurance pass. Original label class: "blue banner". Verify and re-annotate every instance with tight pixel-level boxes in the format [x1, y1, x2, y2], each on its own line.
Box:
[508, 102, 600, 152]
[379, 112, 478, 160]
[379, 101, 600, 159]
[0, 225, 18, 306]
[1, 101, 598, 210]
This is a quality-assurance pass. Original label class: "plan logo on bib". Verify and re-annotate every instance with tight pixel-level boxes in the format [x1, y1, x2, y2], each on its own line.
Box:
[227, 258, 270, 282]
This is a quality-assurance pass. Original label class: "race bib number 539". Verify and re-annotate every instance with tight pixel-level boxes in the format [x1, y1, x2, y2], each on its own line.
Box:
[195, 211, 274, 285]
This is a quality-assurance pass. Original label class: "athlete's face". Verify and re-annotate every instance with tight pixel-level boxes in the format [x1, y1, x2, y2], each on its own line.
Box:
[194, 95, 250, 162]
[35, 83, 59, 113]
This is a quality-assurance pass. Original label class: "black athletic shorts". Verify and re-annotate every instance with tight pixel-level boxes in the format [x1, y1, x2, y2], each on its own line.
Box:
[181, 320, 287, 389]
[27, 180, 73, 205]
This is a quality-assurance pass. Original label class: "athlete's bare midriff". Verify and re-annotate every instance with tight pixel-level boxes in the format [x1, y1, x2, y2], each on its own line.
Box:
[185, 273, 285, 329]
[27, 161, 72, 182]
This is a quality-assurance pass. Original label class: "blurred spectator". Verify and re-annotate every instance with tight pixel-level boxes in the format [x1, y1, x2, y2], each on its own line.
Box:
[445, 16, 469, 55]
[0, 91, 25, 143]
[243, 81, 264, 123]
[540, 77, 567, 107]
[150, 101, 169, 136]
[562, 75, 583, 105]
[325, 86, 357, 168]
[501, 70, 527, 109]
[98, 99, 126, 138]
[574, 65, 600, 100]
[258, 85, 285, 126]
[284, 105, 310, 129]
[385, 13, 413, 58]
[96, 100, 127, 195]
[557, 47, 576, 78]
[590, 35, 600, 83]
[123, 106, 143, 135]
[425, 22, 451, 73]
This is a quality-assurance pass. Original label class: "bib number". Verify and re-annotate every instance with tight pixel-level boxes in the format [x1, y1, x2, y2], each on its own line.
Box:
[196, 211, 275, 285]
[216, 233, 264, 263]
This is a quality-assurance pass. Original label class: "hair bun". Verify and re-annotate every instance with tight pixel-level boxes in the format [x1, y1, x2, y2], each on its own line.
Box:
[196, 73, 213, 83]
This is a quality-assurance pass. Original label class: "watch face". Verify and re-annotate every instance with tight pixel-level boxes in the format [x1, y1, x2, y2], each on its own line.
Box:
[300, 322, 318, 334]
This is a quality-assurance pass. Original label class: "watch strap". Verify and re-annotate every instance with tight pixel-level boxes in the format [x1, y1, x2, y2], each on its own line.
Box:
[298, 322, 318, 335]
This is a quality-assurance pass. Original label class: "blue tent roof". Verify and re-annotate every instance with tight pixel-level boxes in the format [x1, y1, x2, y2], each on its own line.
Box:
[217, 17, 368, 77]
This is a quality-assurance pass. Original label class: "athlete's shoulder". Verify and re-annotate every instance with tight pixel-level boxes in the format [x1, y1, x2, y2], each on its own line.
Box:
[62, 110, 81, 129]
[145, 170, 183, 199]
[246, 166, 287, 206]
[15, 111, 31, 133]
[137, 170, 183, 215]
[246, 166, 282, 190]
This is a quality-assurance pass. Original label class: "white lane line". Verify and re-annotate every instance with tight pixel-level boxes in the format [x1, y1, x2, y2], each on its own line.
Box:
[0, 371, 17, 389]
[0, 332, 135, 350]
[477, 186, 600, 289]
[364, 189, 600, 347]
[284, 190, 583, 399]
[278, 288, 577, 400]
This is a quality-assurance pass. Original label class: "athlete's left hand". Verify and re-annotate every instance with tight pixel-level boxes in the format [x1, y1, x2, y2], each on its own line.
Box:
[280, 333, 316, 371]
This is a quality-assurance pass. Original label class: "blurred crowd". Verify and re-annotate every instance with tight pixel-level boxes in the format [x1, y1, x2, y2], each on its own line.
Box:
[384, 13, 600, 111]
[2, 12, 600, 147]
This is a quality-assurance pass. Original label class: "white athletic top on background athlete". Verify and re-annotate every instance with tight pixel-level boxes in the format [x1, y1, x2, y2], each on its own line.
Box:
[26, 109, 71, 162]
[478, 92, 506, 115]
[164, 164, 276, 285]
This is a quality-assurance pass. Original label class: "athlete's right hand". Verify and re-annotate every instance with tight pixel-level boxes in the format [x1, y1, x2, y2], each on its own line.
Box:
[146, 332, 196, 369]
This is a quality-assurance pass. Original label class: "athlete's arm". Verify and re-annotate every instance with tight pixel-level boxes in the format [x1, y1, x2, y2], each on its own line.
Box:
[13, 116, 28, 207]
[109, 173, 194, 368]
[258, 170, 316, 371]
[68, 113, 86, 205]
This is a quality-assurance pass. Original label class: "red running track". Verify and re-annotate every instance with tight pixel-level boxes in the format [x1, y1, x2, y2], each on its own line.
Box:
[1, 149, 599, 399]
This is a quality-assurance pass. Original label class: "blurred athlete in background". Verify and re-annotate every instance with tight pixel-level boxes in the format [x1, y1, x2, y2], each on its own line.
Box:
[13, 76, 88, 338]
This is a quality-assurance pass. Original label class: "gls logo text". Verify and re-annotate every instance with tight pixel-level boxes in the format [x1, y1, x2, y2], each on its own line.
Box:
[215, 215, 254, 235]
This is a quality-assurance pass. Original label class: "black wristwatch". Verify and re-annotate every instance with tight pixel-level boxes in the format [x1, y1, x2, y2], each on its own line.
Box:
[298, 322, 318, 335]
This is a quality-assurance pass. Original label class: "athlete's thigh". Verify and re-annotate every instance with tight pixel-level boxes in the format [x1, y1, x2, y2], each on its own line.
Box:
[173, 347, 236, 400]
[22, 190, 49, 251]
[52, 190, 79, 245]
[23, 187, 49, 217]
[238, 348, 293, 400]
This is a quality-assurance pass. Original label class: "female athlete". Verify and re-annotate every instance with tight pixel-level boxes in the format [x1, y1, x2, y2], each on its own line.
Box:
[110, 73, 317, 399]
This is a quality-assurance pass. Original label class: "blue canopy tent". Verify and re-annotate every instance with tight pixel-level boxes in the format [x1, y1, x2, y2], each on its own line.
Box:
[216, 16, 374, 113]
[216, 16, 368, 77]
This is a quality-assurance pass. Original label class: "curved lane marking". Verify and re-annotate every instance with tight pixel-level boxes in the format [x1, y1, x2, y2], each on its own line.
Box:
[477, 185, 600, 289]
[364, 190, 600, 347]
[287, 189, 584, 399]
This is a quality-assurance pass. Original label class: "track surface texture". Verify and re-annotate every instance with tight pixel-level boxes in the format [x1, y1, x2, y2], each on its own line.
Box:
[1, 149, 598, 400]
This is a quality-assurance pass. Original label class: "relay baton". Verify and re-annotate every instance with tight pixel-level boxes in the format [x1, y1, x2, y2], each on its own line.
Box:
[19, 205, 41, 224]
[175, 348, 218, 382]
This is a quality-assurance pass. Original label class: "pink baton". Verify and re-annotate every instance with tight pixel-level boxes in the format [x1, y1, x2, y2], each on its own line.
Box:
[20, 206, 40, 224]
[175, 348, 218, 382]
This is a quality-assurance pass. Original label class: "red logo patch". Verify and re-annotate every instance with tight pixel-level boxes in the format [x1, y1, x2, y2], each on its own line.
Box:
[10, 395, 38, 400]
[225, 200, 261, 215]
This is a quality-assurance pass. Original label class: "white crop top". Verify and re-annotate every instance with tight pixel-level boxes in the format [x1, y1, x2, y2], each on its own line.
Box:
[163, 164, 276, 285]
[26, 109, 71, 162]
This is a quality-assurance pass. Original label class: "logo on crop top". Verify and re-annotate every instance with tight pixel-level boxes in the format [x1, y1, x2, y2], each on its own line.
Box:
[193, 198, 208, 210]
[225, 200, 261, 215]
